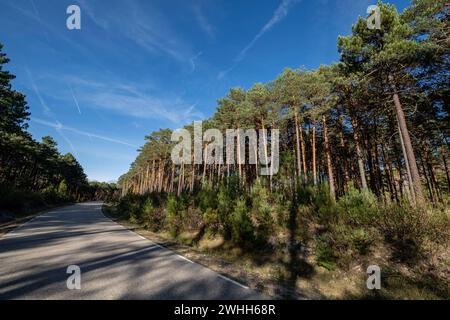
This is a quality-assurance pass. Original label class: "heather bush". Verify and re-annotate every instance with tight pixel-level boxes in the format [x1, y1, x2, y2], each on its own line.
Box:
[378, 203, 449, 262]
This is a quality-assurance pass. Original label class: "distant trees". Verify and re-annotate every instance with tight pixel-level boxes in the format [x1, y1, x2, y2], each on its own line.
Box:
[0, 43, 113, 209]
[120, 0, 449, 207]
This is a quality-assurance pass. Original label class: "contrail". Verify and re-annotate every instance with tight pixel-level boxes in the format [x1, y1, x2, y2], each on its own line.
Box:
[32, 117, 139, 148]
[55, 124, 79, 157]
[218, 0, 300, 79]
[69, 84, 82, 114]
[29, 0, 50, 42]
[25, 67, 52, 116]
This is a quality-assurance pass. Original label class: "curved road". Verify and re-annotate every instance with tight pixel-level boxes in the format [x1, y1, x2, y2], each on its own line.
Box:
[0, 202, 262, 299]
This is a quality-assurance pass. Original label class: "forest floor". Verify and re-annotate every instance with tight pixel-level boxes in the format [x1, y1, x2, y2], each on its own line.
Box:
[103, 204, 449, 300]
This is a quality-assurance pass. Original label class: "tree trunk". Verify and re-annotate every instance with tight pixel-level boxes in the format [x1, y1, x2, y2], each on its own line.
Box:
[339, 130, 349, 190]
[299, 119, 307, 177]
[389, 74, 424, 205]
[350, 114, 368, 189]
[441, 147, 450, 191]
[323, 115, 335, 198]
[312, 121, 317, 186]
[396, 120, 415, 203]
[144, 162, 150, 193]
[237, 127, 242, 178]
[294, 111, 302, 179]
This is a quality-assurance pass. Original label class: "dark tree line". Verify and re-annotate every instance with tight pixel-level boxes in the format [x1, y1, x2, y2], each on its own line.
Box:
[0, 43, 117, 208]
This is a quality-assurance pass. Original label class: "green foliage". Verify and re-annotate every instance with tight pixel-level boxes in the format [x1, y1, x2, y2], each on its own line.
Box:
[116, 193, 142, 220]
[217, 185, 233, 235]
[0, 43, 30, 134]
[317, 222, 377, 269]
[165, 195, 183, 237]
[203, 208, 221, 234]
[315, 236, 338, 271]
[350, 228, 375, 255]
[0, 185, 72, 213]
[337, 185, 378, 225]
[378, 203, 449, 262]
[141, 198, 163, 231]
[250, 181, 274, 245]
[230, 198, 254, 246]
[309, 183, 338, 225]
[0, 186, 45, 211]
[198, 187, 217, 213]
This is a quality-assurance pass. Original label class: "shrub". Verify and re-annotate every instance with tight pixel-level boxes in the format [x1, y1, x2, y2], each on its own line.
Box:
[141, 198, 164, 231]
[350, 227, 375, 255]
[116, 193, 143, 220]
[338, 185, 378, 225]
[182, 206, 203, 231]
[0, 187, 46, 212]
[230, 198, 254, 246]
[217, 186, 234, 237]
[198, 187, 217, 213]
[203, 208, 221, 234]
[378, 203, 449, 262]
[250, 181, 274, 245]
[315, 236, 337, 271]
[165, 195, 183, 237]
[317, 221, 377, 269]
[311, 183, 338, 225]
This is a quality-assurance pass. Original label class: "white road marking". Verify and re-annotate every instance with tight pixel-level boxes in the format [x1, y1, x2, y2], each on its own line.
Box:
[176, 254, 194, 263]
[217, 274, 249, 289]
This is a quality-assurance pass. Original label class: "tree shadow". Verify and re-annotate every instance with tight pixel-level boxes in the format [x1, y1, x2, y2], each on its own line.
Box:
[275, 196, 315, 299]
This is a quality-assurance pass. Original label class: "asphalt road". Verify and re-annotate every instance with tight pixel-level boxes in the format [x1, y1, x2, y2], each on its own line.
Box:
[0, 202, 263, 299]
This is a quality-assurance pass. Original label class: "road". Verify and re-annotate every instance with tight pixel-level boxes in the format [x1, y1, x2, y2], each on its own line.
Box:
[0, 202, 263, 299]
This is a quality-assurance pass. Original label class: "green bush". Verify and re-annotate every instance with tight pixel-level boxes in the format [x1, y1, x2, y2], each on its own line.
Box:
[230, 198, 254, 246]
[0, 187, 45, 211]
[217, 186, 234, 237]
[378, 203, 449, 262]
[116, 193, 142, 220]
[311, 183, 338, 224]
[182, 206, 203, 231]
[0, 184, 74, 214]
[198, 187, 217, 213]
[316, 236, 337, 271]
[251, 181, 274, 245]
[338, 185, 378, 225]
[165, 195, 183, 237]
[350, 228, 375, 255]
[203, 208, 221, 234]
[317, 222, 377, 269]
[141, 198, 164, 231]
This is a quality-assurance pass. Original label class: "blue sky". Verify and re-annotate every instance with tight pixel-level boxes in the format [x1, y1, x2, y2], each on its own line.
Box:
[0, 0, 411, 182]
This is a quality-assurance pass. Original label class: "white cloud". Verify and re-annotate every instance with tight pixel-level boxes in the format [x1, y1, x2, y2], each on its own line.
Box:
[190, 51, 203, 72]
[62, 75, 204, 125]
[88, 91, 203, 125]
[193, 4, 215, 38]
[77, 0, 192, 63]
[32, 117, 139, 148]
